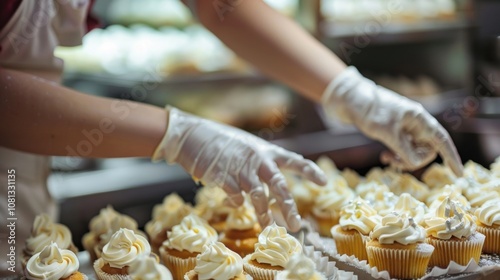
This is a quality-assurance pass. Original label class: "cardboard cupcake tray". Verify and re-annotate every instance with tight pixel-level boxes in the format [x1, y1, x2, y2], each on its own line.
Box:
[305, 231, 500, 280]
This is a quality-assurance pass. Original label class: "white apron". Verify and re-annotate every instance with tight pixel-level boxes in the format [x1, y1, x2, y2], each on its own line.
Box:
[0, 0, 88, 275]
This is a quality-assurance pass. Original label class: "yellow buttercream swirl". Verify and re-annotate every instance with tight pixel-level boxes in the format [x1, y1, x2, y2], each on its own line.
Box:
[423, 197, 476, 240]
[370, 213, 426, 245]
[89, 205, 137, 235]
[474, 200, 500, 228]
[194, 187, 232, 221]
[250, 223, 302, 267]
[275, 253, 326, 280]
[25, 243, 79, 280]
[339, 197, 381, 235]
[193, 242, 243, 280]
[146, 193, 192, 239]
[129, 256, 173, 280]
[421, 163, 456, 189]
[163, 214, 218, 253]
[225, 201, 257, 231]
[25, 214, 73, 256]
[101, 228, 151, 268]
[464, 160, 492, 184]
[312, 178, 355, 218]
[427, 185, 470, 210]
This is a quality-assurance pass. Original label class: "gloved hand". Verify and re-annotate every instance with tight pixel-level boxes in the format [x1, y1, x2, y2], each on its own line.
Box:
[322, 66, 463, 176]
[153, 106, 327, 231]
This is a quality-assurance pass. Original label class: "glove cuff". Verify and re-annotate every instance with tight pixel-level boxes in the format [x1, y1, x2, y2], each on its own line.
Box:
[321, 66, 370, 123]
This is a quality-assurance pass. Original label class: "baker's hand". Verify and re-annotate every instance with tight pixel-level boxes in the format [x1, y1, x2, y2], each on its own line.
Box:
[152, 106, 327, 231]
[322, 66, 463, 176]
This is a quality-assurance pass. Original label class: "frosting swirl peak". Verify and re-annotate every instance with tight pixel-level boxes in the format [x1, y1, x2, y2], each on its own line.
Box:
[250, 223, 302, 267]
[101, 228, 151, 268]
[194, 242, 243, 280]
[370, 213, 426, 245]
[423, 197, 476, 240]
[339, 197, 380, 235]
[163, 214, 218, 253]
[25, 214, 73, 256]
[25, 243, 79, 280]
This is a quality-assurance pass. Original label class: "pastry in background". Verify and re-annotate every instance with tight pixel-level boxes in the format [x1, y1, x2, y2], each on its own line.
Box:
[274, 253, 326, 280]
[24, 242, 86, 280]
[365, 167, 399, 187]
[160, 214, 218, 280]
[94, 228, 152, 280]
[243, 223, 302, 280]
[464, 160, 493, 184]
[423, 197, 485, 267]
[145, 193, 192, 255]
[421, 163, 457, 189]
[355, 181, 389, 198]
[490, 156, 500, 177]
[363, 188, 399, 217]
[474, 199, 500, 254]
[388, 173, 430, 202]
[220, 200, 261, 257]
[184, 242, 245, 280]
[366, 213, 434, 279]
[194, 186, 232, 233]
[462, 182, 500, 209]
[23, 214, 77, 269]
[82, 205, 139, 262]
[310, 175, 355, 236]
[331, 197, 380, 261]
[340, 168, 363, 189]
[129, 255, 173, 280]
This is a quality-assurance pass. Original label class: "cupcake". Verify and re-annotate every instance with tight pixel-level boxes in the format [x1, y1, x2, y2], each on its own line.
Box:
[474, 199, 500, 254]
[366, 213, 434, 279]
[393, 193, 428, 225]
[464, 160, 492, 184]
[24, 242, 86, 280]
[491, 156, 500, 177]
[310, 176, 355, 236]
[243, 223, 302, 280]
[423, 197, 485, 267]
[184, 242, 245, 280]
[93, 228, 151, 280]
[331, 197, 380, 261]
[340, 168, 363, 189]
[421, 163, 457, 189]
[129, 255, 173, 280]
[365, 167, 400, 187]
[274, 253, 326, 280]
[355, 181, 390, 198]
[160, 214, 218, 280]
[220, 201, 261, 257]
[145, 193, 192, 254]
[426, 184, 470, 211]
[359, 183, 399, 216]
[23, 214, 77, 269]
[388, 173, 430, 202]
[194, 186, 232, 233]
[82, 205, 139, 262]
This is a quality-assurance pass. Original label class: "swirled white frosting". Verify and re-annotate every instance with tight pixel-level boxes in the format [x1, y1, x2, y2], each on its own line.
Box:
[421, 163, 456, 189]
[146, 193, 192, 239]
[312, 178, 355, 218]
[363, 188, 399, 216]
[275, 253, 326, 280]
[25, 242, 79, 280]
[101, 228, 151, 268]
[389, 174, 430, 202]
[341, 168, 362, 189]
[194, 186, 232, 221]
[225, 201, 258, 231]
[393, 193, 429, 225]
[129, 256, 173, 280]
[193, 242, 243, 280]
[423, 197, 476, 240]
[355, 181, 390, 198]
[339, 197, 381, 235]
[464, 160, 492, 184]
[250, 223, 302, 267]
[25, 214, 73, 256]
[163, 214, 218, 253]
[89, 205, 137, 235]
[366, 167, 400, 187]
[491, 157, 500, 177]
[370, 213, 426, 245]
[474, 199, 500, 228]
[427, 185, 470, 210]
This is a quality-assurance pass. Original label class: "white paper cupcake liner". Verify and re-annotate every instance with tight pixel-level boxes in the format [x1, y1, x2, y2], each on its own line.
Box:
[93, 258, 131, 280]
[160, 247, 197, 280]
[242, 255, 282, 280]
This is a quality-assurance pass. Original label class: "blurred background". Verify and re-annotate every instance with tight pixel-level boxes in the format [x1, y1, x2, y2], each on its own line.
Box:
[47, 0, 500, 249]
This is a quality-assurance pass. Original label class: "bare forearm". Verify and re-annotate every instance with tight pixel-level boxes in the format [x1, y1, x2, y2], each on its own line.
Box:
[0, 68, 166, 157]
[195, 0, 346, 102]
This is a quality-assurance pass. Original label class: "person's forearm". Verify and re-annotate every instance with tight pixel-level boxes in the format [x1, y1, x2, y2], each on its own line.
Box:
[194, 0, 346, 102]
[0, 68, 166, 157]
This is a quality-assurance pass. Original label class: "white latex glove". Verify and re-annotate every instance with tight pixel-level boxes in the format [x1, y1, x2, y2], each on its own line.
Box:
[322, 66, 463, 176]
[152, 107, 327, 231]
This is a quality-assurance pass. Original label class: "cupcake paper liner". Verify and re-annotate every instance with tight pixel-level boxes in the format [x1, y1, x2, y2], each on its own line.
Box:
[476, 225, 500, 254]
[242, 255, 281, 280]
[160, 248, 197, 280]
[330, 225, 368, 261]
[93, 258, 131, 280]
[366, 243, 434, 280]
[426, 232, 485, 268]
